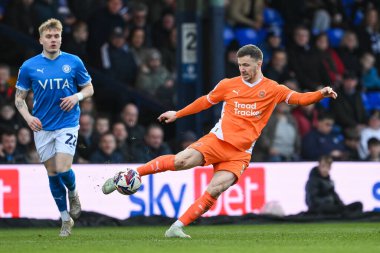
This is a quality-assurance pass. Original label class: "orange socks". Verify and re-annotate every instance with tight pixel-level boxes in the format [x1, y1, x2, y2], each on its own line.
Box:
[136, 155, 176, 176]
[179, 191, 217, 226]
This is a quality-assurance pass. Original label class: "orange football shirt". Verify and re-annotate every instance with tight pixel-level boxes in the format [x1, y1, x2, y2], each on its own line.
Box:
[206, 76, 293, 153]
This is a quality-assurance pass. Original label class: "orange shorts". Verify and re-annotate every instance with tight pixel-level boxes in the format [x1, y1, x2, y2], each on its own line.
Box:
[188, 133, 251, 180]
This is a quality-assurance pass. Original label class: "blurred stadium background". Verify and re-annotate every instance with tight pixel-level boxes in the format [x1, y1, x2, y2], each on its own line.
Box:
[0, 0, 380, 251]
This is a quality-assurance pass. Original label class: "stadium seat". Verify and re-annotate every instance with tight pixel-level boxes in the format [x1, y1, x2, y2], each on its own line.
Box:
[362, 92, 370, 112]
[363, 92, 380, 112]
[319, 98, 331, 109]
[234, 28, 267, 46]
[353, 10, 364, 26]
[326, 28, 345, 48]
[234, 28, 258, 46]
[263, 8, 284, 28]
[224, 25, 235, 46]
[342, 0, 355, 17]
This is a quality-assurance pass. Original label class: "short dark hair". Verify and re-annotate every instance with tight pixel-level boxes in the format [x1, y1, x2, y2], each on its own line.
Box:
[100, 131, 115, 141]
[236, 44, 263, 61]
[317, 112, 334, 122]
[1, 128, 16, 140]
[368, 137, 380, 147]
[318, 155, 333, 164]
[0, 63, 10, 70]
[145, 123, 163, 136]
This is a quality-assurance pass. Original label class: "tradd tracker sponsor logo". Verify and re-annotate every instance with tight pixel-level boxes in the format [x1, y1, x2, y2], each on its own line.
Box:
[233, 101, 261, 117]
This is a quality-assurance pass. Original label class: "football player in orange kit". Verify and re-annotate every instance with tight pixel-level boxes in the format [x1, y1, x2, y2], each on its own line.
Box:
[102, 44, 337, 238]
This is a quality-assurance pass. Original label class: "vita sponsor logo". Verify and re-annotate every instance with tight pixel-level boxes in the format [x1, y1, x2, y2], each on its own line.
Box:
[233, 101, 261, 117]
[38, 78, 70, 90]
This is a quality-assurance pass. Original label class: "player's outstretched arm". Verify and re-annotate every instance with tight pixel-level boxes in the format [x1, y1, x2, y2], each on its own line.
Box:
[158, 95, 214, 124]
[288, 86, 337, 106]
[60, 83, 94, 111]
[15, 88, 42, 132]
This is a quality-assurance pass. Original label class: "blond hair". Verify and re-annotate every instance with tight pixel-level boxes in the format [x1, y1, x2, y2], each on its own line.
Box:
[38, 18, 63, 37]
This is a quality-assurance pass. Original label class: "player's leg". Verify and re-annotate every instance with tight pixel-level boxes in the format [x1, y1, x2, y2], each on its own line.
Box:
[165, 170, 237, 238]
[137, 148, 204, 176]
[55, 126, 81, 220]
[102, 148, 204, 194]
[55, 153, 81, 220]
[35, 130, 73, 236]
[44, 156, 74, 237]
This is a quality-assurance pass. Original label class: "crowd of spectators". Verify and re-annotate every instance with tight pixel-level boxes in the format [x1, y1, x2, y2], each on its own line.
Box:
[0, 0, 379, 164]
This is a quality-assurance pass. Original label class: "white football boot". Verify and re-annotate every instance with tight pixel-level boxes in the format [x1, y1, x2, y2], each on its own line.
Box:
[165, 225, 191, 238]
[59, 217, 74, 237]
[102, 177, 116, 194]
[69, 194, 81, 219]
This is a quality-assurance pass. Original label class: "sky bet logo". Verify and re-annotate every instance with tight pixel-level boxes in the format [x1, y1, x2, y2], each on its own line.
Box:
[127, 167, 265, 218]
[0, 170, 19, 218]
[195, 167, 265, 216]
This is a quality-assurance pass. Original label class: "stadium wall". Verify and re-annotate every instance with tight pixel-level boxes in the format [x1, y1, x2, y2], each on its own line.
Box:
[0, 162, 379, 219]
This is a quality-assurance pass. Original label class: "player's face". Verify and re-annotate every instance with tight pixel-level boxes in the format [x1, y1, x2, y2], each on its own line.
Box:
[40, 28, 62, 55]
[238, 55, 262, 83]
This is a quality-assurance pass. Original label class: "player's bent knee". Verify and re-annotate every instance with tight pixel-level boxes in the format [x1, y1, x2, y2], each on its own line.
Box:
[174, 155, 193, 170]
[174, 156, 186, 170]
[207, 185, 225, 198]
[174, 149, 203, 170]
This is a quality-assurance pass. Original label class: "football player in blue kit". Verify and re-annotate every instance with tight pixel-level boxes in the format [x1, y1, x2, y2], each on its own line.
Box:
[15, 18, 94, 237]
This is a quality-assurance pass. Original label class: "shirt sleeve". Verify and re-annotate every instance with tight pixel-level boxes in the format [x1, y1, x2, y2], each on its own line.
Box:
[275, 84, 324, 105]
[207, 79, 227, 104]
[15, 64, 31, 91]
[275, 84, 293, 104]
[176, 95, 213, 118]
[75, 56, 92, 86]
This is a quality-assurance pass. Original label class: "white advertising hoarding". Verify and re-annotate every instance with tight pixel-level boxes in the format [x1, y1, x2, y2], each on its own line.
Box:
[0, 162, 379, 219]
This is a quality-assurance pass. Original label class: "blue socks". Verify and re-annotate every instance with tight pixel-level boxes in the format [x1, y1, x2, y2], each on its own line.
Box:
[60, 169, 76, 192]
[48, 175, 67, 212]
[48, 169, 77, 213]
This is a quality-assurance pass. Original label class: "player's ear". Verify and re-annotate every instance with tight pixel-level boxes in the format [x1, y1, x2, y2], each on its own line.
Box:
[39, 37, 43, 45]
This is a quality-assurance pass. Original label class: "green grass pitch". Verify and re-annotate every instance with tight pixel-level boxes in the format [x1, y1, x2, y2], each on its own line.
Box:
[1, 223, 379, 253]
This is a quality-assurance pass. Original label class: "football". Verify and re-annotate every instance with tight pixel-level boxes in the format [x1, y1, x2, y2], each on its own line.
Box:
[113, 169, 142, 195]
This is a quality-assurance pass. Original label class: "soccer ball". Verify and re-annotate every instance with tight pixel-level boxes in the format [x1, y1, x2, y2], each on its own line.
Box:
[113, 169, 142, 195]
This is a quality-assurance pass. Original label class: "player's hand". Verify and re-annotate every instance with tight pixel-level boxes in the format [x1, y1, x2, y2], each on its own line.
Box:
[26, 116, 42, 132]
[158, 111, 177, 123]
[60, 95, 79, 112]
[320, 86, 338, 99]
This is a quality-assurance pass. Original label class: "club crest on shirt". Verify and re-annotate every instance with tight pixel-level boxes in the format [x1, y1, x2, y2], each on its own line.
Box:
[258, 90, 266, 98]
[62, 64, 71, 73]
